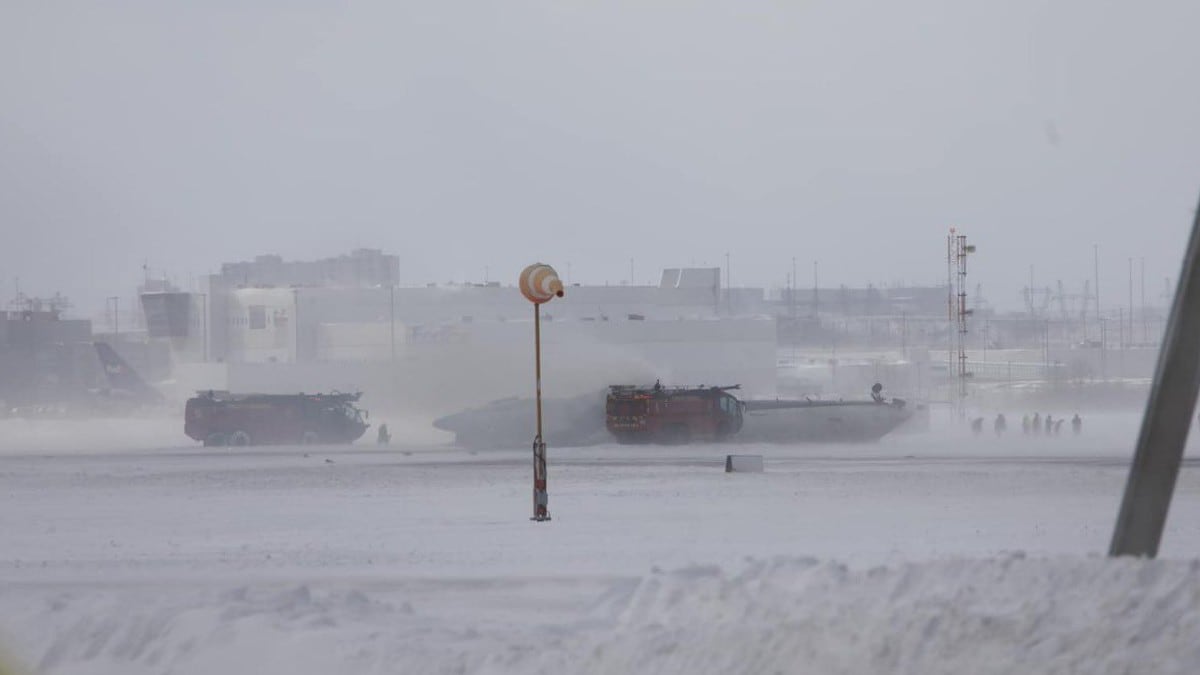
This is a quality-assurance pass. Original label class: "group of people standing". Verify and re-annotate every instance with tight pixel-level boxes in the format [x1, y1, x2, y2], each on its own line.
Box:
[1020, 412, 1082, 436]
[971, 412, 1082, 436]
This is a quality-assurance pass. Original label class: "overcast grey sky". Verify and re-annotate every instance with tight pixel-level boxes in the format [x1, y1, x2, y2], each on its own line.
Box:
[3, 1, 1199, 315]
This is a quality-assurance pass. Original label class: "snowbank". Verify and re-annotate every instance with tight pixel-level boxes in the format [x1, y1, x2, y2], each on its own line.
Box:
[4, 555, 1199, 674]
[523, 555, 1200, 675]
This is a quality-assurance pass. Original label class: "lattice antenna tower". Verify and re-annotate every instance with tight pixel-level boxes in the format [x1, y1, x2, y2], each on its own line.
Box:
[947, 229, 976, 414]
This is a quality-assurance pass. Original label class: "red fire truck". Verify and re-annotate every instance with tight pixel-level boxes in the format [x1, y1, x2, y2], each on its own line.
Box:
[184, 390, 370, 446]
[605, 382, 744, 444]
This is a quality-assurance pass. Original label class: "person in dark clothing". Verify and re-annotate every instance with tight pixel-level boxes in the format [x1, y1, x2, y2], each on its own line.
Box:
[377, 423, 391, 445]
[1032, 413, 1041, 434]
[994, 413, 1007, 436]
[1072, 414, 1082, 435]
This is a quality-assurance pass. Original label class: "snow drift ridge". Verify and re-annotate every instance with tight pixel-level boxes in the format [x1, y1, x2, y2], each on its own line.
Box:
[520, 555, 1200, 675]
[6, 555, 1200, 674]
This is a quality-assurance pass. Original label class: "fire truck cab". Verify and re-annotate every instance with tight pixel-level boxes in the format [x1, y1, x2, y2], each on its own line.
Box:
[606, 382, 743, 444]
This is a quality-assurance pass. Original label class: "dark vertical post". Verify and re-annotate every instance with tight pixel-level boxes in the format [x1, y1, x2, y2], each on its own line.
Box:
[389, 284, 395, 363]
[532, 303, 549, 521]
[1110, 191, 1200, 557]
[535, 303, 543, 439]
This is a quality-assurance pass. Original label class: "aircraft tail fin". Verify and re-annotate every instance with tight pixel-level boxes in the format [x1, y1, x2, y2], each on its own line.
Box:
[94, 342, 164, 403]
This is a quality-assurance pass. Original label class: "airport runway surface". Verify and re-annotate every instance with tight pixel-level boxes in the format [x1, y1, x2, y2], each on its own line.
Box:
[1, 414, 1198, 673]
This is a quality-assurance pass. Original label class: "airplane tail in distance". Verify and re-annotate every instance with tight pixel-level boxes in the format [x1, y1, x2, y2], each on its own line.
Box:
[93, 342, 164, 403]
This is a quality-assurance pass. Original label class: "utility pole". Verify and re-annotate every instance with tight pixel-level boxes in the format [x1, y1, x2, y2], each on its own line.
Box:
[813, 260, 819, 318]
[791, 257, 797, 319]
[201, 293, 208, 362]
[1128, 257, 1134, 346]
[1141, 257, 1147, 343]
[107, 296, 120, 335]
[1094, 244, 1101, 336]
[292, 288, 300, 363]
[1119, 306, 1125, 374]
[1100, 317, 1108, 380]
[725, 252, 731, 315]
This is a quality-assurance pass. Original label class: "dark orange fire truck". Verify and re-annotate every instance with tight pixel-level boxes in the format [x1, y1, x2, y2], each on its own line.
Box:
[184, 390, 369, 446]
[605, 382, 744, 444]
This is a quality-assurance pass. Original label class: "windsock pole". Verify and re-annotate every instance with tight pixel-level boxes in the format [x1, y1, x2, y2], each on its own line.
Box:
[519, 263, 563, 522]
[532, 302, 549, 521]
[535, 302, 543, 439]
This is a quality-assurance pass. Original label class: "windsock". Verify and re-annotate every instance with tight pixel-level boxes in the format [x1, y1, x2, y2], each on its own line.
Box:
[519, 263, 564, 304]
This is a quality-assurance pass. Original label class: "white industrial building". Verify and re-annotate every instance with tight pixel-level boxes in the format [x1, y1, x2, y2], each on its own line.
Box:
[145, 252, 778, 413]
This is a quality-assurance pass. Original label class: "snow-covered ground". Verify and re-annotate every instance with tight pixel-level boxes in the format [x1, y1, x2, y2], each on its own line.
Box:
[1, 412, 1199, 673]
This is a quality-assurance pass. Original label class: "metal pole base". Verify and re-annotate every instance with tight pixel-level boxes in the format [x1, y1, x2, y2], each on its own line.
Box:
[532, 437, 550, 522]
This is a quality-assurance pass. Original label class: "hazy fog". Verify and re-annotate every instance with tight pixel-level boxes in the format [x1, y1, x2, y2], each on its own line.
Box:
[3, 1, 1200, 313]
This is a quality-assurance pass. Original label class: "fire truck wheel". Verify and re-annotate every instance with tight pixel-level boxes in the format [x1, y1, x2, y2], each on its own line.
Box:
[229, 430, 252, 447]
[300, 431, 319, 445]
[203, 433, 227, 447]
